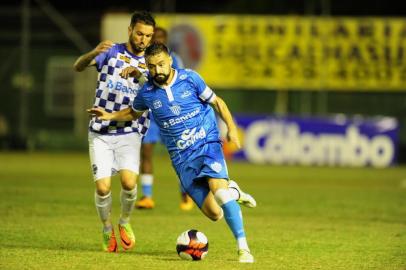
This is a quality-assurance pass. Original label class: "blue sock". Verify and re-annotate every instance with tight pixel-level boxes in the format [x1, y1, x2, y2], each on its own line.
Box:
[221, 200, 245, 239]
[142, 184, 152, 197]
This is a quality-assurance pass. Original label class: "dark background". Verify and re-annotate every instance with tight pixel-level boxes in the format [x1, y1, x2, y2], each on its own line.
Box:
[1, 0, 406, 162]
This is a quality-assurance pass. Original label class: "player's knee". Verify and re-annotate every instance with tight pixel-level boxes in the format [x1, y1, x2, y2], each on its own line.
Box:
[120, 171, 137, 190]
[96, 186, 110, 196]
[121, 180, 136, 190]
[209, 214, 222, 222]
[95, 179, 111, 196]
[208, 208, 224, 221]
[121, 175, 136, 190]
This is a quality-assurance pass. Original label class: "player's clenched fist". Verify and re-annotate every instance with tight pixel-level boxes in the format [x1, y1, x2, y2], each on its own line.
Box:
[93, 40, 114, 55]
[120, 66, 142, 79]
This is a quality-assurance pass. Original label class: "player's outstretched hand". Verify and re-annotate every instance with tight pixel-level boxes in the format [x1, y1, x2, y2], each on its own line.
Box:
[87, 107, 112, 121]
[93, 40, 114, 55]
[227, 128, 241, 149]
[120, 66, 142, 79]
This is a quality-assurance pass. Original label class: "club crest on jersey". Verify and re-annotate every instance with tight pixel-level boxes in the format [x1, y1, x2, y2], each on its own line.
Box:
[170, 105, 181, 115]
[179, 74, 187, 80]
[153, 100, 162, 109]
[210, 162, 223, 173]
[119, 54, 131, 63]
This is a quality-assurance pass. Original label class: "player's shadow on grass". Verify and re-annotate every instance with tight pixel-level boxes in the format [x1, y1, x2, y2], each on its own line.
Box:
[5, 242, 181, 261]
[3, 242, 104, 253]
[118, 249, 180, 261]
[5, 243, 179, 259]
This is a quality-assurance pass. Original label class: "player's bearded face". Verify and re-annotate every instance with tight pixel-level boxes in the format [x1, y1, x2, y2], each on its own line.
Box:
[154, 71, 170, 84]
[128, 23, 154, 53]
[154, 65, 171, 84]
[148, 53, 172, 84]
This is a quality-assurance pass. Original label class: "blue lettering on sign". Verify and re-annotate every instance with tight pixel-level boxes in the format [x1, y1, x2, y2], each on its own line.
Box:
[107, 80, 138, 95]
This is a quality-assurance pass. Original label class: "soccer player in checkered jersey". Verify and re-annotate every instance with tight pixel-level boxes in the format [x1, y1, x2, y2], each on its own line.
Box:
[88, 43, 257, 263]
[73, 11, 155, 252]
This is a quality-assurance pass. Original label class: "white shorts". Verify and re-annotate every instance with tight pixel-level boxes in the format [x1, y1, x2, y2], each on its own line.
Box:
[88, 131, 142, 181]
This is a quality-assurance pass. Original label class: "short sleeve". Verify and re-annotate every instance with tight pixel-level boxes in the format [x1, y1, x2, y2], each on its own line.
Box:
[189, 70, 216, 103]
[94, 51, 109, 72]
[132, 91, 148, 112]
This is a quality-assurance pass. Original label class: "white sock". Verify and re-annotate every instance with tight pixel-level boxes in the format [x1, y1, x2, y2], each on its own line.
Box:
[228, 187, 240, 201]
[120, 187, 137, 223]
[218, 208, 224, 220]
[237, 237, 249, 251]
[213, 190, 226, 220]
[214, 189, 234, 205]
[140, 174, 153, 197]
[95, 192, 112, 225]
[140, 174, 154, 185]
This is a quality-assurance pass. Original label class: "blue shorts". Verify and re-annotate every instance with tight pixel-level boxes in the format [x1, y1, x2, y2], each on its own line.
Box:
[174, 142, 229, 208]
[143, 113, 161, 144]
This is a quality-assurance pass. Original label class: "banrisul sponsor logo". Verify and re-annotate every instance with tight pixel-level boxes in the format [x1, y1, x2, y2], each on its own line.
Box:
[107, 79, 138, 95]
[162, 108, 200, 128]
[176, 127, 206, 150]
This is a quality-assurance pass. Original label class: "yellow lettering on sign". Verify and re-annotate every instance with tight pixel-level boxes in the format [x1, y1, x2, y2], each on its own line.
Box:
[155, 15, 406, 91]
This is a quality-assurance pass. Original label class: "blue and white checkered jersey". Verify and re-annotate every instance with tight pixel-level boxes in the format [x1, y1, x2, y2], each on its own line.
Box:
[132, 69, 221, 165]
[90, 43, 150, 135]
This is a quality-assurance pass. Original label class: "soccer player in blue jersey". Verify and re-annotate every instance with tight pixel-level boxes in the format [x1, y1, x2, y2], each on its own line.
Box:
[74, 11, 155, 252]
[136, 26, 194, 211]
[88, 43, 256, 263]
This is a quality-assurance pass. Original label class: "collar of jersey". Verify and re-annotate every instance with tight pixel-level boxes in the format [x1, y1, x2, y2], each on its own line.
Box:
[123, 43, 144, 60]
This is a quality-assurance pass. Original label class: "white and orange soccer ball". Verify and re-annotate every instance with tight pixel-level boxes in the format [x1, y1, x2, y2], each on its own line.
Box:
[176, 229, 209, 261]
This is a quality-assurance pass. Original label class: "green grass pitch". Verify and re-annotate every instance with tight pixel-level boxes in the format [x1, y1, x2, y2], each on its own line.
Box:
[0, 152, 405, 269]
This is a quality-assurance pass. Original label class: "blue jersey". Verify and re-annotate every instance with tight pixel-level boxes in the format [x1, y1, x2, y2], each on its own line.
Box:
[142, 51, 184, 144]
[133, 69, 220, 165]
[91, 43, 150, 135]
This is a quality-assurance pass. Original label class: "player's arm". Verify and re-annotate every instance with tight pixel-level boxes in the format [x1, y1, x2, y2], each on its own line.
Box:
[87, 107, 145, 121]
[210, 96, 241, 149]
[73, 40, 114, 72]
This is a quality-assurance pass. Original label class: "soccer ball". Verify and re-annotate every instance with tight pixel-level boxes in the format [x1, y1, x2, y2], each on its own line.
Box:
[176, 229, 209, 260]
